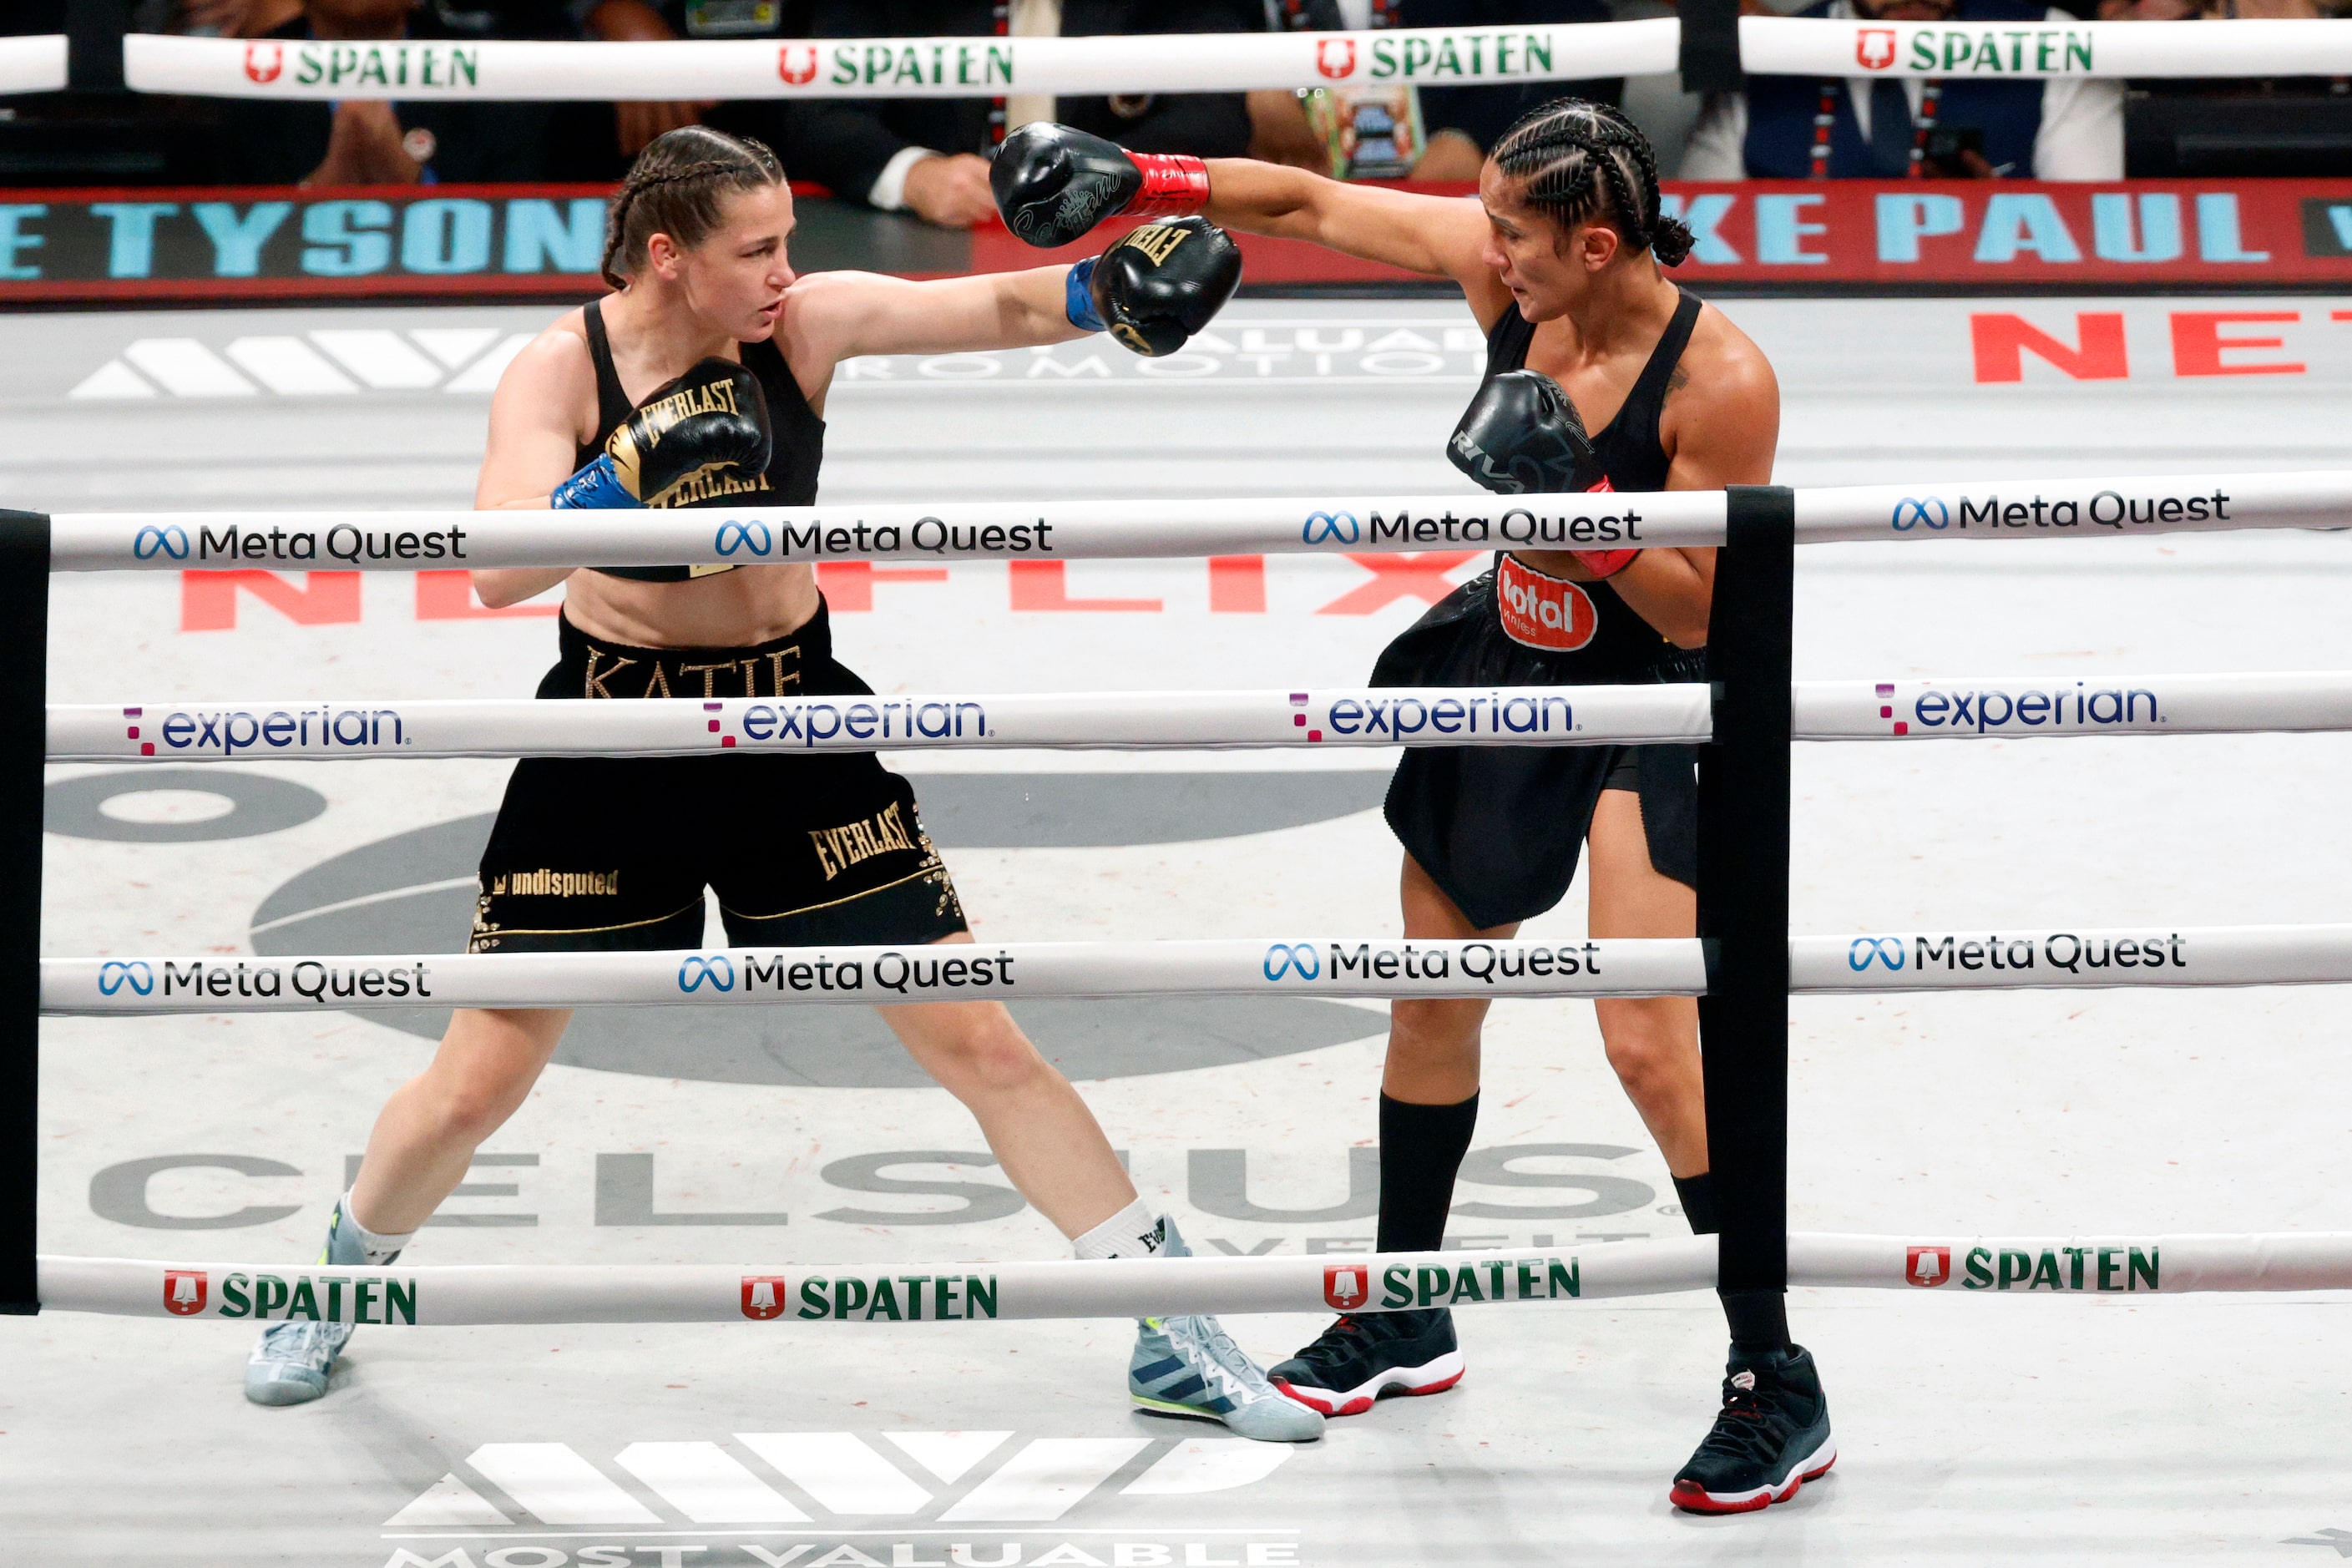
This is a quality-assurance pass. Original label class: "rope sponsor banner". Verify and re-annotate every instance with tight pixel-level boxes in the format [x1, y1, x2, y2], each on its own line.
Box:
[1739, 14, 2352, 79]
[121, 20, 2350, 101]
[47, 923, 2352, 1014]
[56, 671, 2352, 762]
[51, 494, 1711, 571]
[0, 34, 67, 94]
[42, 938, 1712, 1014]
[1797, 923, 2352, 992]
[48, 685, 1712, 762]
[1793, 671, 2352, 741]
[44, 470, 2346, 571]
[41, 1231, 2351, 1323]
[1791, 470, 2350, 544]
[121, 22, 1680, 103]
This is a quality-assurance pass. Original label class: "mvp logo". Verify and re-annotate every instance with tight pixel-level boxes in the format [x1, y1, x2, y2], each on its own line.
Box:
[384, 1430, 1295, 1530]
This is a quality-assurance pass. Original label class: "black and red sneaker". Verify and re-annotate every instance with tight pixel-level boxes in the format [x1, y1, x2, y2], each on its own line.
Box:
[1670, 1345, 1836, 1515]
[1267, 1308, 1464, 1417]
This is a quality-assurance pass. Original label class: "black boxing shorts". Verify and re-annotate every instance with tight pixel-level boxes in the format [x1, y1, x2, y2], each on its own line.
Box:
[468, 604, 968, 953]
[1370, 566, 1701, 931]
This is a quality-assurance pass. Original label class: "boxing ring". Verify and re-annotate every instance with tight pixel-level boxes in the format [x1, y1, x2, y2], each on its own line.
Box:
[9, 469, 2352, 1334]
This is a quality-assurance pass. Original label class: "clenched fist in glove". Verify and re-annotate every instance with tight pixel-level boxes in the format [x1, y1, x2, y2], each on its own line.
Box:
[993, 121, 1210, 250]
[1447, 369, 1635, 578]
[552, 357, 771, 510]
[1067, 216, 1243, 359]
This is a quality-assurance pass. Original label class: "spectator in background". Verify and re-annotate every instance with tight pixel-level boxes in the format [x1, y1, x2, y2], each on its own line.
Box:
[202, 0, 569, 185]
[786, 1, 1256, 229]
[1679, 0, 2125, 180]
[550, 0, 812, 175]
[1250, 0, 1621, 181]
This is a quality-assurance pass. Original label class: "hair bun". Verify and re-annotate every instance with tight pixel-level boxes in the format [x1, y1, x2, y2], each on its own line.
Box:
[1649, 215, 1697, 268]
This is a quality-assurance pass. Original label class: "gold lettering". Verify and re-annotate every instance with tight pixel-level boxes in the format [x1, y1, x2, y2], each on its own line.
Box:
[766, 647, 802, 695]
[583, 649, 635, 701]
[1116, 223, 1190, 266]
[679, 661, 734, 698]
[644, 663, 673, 699]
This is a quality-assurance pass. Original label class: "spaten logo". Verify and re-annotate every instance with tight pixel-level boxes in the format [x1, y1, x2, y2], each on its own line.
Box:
[133, 525, 190, 561]
[99, 960, 155, 996]
[1848, 937, 1904, 973]
[244, 42, 284, 83]
[715, 520, 773, 558]
[1302, 511, 1360, 545]
[1262, 943, 1320, 981]
[1891, 497, 1950, 531]
[1316, 38, 1357, 78]
[678, 954, 736, 994]
[777, 43, 819, 84]
[741, 1276, 789, 1318]
[1323, 1262, 1368, 1310]
[164, 1269, 209, 1315]
[1856, 27, 1898, 69]
[1906, 1245, 1951, 1287]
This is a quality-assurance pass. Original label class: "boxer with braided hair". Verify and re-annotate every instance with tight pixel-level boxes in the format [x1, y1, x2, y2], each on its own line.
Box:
[999, 101, 1828, 1515]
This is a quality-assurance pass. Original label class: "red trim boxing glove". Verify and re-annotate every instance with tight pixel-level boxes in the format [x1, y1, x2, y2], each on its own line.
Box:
[1569, 481, 1636, 578]
[992, 122, 1207, 249]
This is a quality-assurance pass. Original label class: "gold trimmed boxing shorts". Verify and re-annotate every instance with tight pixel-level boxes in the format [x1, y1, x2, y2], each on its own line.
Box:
[468, 604, 967, 953]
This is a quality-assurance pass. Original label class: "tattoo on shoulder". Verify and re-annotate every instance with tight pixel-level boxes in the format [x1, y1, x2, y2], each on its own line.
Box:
[1666, 364, 1689, 398]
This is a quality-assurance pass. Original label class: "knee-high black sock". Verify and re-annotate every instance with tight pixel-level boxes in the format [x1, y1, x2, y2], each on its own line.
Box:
[1672, 1172, 1721, 1235]
[1677, 1171, 1789, 1352]
[1375, 1090, 1479, 1254]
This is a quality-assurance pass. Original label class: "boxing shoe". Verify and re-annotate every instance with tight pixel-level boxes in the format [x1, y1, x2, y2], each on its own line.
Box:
[1670, 1344, 1835, 1514]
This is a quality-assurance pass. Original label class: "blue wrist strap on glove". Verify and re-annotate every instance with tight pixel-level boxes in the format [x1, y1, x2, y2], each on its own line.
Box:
[549, 453, 639, 510]
[1065, 257, 1106, 333]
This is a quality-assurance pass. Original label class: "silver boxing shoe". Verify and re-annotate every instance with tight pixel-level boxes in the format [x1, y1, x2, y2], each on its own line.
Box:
[1125, 1218, 1323, 1443]
[243, 1198, 387, 1407]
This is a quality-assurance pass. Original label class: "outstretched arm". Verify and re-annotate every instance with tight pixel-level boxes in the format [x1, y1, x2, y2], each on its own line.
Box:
[786, 266, 1086, 372]
[1202, 159, 1501, 313]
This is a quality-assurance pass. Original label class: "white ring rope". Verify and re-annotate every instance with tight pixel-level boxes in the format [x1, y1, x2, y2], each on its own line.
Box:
[50, 685, 1707, 761]
[49, 672, 2352, 762]
[39, 1232, 2352, 1324]
[46, 925, 2352, 1014]
[51, 471, 2338, 572]
[117, 18, 2347, 102]
[0, 34, 67, 95]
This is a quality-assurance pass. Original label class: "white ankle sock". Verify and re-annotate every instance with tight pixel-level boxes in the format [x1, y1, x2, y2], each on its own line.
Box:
[340, 1192, 417, 1265]
[1071, 1198, 1165, 1261]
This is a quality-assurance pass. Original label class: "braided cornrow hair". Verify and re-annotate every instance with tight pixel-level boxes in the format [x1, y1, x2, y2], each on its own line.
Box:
[1489, 98, 1696, 268]
[600, 125, 787, 290]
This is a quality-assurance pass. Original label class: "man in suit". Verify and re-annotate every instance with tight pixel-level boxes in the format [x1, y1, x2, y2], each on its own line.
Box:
[787, 0, 1257, 227]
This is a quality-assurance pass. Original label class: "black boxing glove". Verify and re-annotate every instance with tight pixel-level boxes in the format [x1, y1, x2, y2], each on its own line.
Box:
[1447, 370, 1597, 497]
[992, 121, 1209, 250]
[553, 357, 771, 510]
[1071, 217, 1242, 358]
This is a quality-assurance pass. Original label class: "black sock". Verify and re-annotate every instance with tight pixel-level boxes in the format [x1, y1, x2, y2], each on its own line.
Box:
[1672, 1171, 1721, 1235]
[1719, 1287, 1791, 1356]
[1375, 1090, 1479, 1254]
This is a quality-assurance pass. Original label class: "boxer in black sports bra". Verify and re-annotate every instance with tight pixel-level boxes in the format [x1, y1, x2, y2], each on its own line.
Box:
[243, 125, 1320, 1446]
[1185, 97, 1832, 1515]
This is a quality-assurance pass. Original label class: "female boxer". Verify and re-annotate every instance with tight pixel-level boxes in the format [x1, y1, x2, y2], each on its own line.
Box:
[992, 100, 1828, 1512]
[242, 126, 1320, 1444]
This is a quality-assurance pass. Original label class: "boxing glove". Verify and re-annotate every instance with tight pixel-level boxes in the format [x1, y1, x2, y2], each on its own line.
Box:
[1072, 217, 1243, 358]
[992, 121, 1210, 250]
[553, 357, 772, 510]
[1449, 369, 1634, 577]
